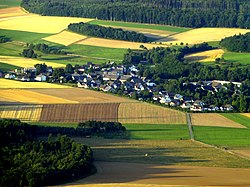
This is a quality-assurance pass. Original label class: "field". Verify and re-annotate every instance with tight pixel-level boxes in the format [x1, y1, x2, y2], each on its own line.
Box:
[39, 103, 120, 123]
[193, 126, 250, 148]
[118, 103, 186, 124]
[0, 7, 26, 18]
[124, 124, 189, 140]
[43, 31, 87, 46]
[0, 55, 64, 68]
[185, 49, 224, 62]
[0, 62, 19, 71]
[190, 113, 245, 128]
[0, 14, 93, 33]
[223, 51, 250, 65]
[0, 0, 21, 8]
[0, 79, 71, 88]
[76, 37, 168, 49]
[242, 113, 250, 118]
[157, 28, 250, 45]
[0, 89, 78, 104]
[221, 113, 250, 128]
[0, 105, 42, 121]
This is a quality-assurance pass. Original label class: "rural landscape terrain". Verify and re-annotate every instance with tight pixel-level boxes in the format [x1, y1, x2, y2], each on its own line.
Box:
[0, 0, 250, 186]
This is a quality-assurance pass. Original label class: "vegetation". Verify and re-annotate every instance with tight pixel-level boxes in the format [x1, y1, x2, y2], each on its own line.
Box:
[0, 62, 20, 72]
[0, 119, 94, 186]
[28, 43, 68, 55]
[0, 35, 11, 43]
[68, 22, 148, 42]
[89, 20, 190, 33]
[221, 113, 250, 128]
[0, 0, 21, 8]
[193, 126, 250, 148]
[124, 124, 189, 140]
[223, 51, 250, 65]
[20, 48, 37, 58]
[21, 0, 250, 28]
[220, 33, 250, 52]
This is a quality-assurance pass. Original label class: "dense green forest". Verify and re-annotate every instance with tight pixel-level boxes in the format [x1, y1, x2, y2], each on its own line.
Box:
[0, 119, 94, 186]
[21, 0, 250, 28]
[124, 45, 250, 112]
[220, 32, 250, 52]
[68, 22, 147, 42]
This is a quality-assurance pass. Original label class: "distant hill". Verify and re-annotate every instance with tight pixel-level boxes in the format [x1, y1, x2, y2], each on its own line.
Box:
[21, 0, 250, 28]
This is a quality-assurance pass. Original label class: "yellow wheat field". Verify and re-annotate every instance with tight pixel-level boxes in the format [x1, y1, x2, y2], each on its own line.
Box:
[118, 102, 186, 124]
[0, 15, 94, 33]
[0, 55, 64, 68]
[157, 28, 250, 44]
[185, 49, 224, 62]
[43, 31, 88, 46]
[241, 113, 250, 118]
[77, 37, 168, 49]
[191, 113, 246, 128]
[0, 89, 78, 103]
[0, 105, 43, 121]
[0, 79, 72, 89]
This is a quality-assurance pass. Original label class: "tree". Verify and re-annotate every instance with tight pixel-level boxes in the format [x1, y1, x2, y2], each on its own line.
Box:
[65, 64, 74, 74]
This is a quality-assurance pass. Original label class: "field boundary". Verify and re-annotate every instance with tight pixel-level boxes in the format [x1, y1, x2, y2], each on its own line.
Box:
[186, 113, 194, 140]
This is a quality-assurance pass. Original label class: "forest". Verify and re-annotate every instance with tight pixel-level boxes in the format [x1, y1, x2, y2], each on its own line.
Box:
[21, 0, 250, 28]
[123, 45, 250, 112]
[0, 119, 94, 186]
[220, 32, 250, 52]
[68, 22, 148, 42]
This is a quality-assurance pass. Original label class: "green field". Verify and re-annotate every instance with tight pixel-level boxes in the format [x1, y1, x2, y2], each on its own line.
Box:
[221, 113, 250, 128]
[193, 126, 250, 148]
[0, 0, 21, 8]
[223, 51, 250, 65]
[0, 29, 52, 43]
[89, 20, 191, 33]
[124, 124, 189, 140]
[0, 62, 20, 71]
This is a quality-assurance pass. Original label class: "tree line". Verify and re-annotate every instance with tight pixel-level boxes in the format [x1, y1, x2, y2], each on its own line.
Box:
[21, 0, 250, 28]
[0, 35, 11, 43]
[68, 22, 148, 42]
[0, 119, 94, 187]
[28, 43, 68, 55]
[220, 32, 250, 52]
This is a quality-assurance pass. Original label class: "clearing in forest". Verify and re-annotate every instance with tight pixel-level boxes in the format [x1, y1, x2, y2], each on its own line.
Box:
[118, 102, 186, 124]
[191, 113, 245, 128]
[185, 49, 224, 62]
[157, 28, 250, 44]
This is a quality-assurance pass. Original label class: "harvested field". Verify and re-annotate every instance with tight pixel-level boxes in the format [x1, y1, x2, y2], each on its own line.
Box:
[39, 103, 120, 122]
[158, 28, 250, 44]
[0, 55, 64, 68]
[77, 37, 168, 49]
[191, 113, 245, 128]
[67, 161, 250, 187]
[0, 89, 77, 103]
[43, 31, 88, 46]
[233, 149, 250, 159]
[29, 88, 135, 103]
[185, 49, 224, 62]
[118, 103, 186, 124]
[242, 113, 250, 118]
[0, 7, 27, 19]
[0, 15, 93, 33]
[0, 79, 71, 88]
[0, 105, 42, 121]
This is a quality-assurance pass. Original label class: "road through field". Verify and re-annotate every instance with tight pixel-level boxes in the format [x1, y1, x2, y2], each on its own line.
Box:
[67, 161, 250, 186]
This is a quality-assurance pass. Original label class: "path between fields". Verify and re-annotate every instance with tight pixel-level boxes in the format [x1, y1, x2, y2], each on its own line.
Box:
[186, 113, 194, 140]
[65, 161, 250, 186]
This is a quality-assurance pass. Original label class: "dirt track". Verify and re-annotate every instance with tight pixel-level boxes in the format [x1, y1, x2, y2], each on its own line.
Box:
[66, 161, 250, 187]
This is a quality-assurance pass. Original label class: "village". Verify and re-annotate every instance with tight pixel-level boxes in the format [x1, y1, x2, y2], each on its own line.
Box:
[2, 62, 240, 112]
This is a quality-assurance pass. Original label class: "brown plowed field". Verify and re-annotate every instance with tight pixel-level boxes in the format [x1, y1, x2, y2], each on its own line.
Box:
[39, 103, 120, 122]
[191, 113, 245, 128]
[118, 103, 186, 124]
[29, 88, 135, 103]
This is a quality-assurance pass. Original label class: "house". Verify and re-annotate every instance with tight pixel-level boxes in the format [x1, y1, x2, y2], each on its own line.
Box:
[224, 104, 234, 111]
[103, 74, 119, 81]
[78, 82, 89, 88]
[120, 75, 132, 83]
[190, 105, 203, 112]
[174, 94, 183, 100]
[35, 74, 47, 82]
[5, 73, 16, 79]
[72, 74, 85, 82]
[181, 102, 192, 109]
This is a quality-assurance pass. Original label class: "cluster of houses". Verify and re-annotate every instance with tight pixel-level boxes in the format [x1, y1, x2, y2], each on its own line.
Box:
[2, 62, 239, 112]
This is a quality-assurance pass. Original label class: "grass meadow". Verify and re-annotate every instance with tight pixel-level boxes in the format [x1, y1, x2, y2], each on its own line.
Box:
[89, 20, 191, 33]
[223, 51, 250, 65]
[0, 62, 19, 71]
[221, 113, 250, 128]
[0, 0, 21, 8]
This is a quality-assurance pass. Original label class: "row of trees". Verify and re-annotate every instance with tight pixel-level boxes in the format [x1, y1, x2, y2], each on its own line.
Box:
[21, 0, 250, 28]
[220, 32, 250, 52]
[68, 22, 147, 42]
[0, 119, 94, 186]
[20, 48, 37, 58]
[0, 35, 11, 43]
[27, 43, 68, 55]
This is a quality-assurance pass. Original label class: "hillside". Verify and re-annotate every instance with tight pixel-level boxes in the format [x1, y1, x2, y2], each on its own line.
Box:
[21, 0, 250, 28]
